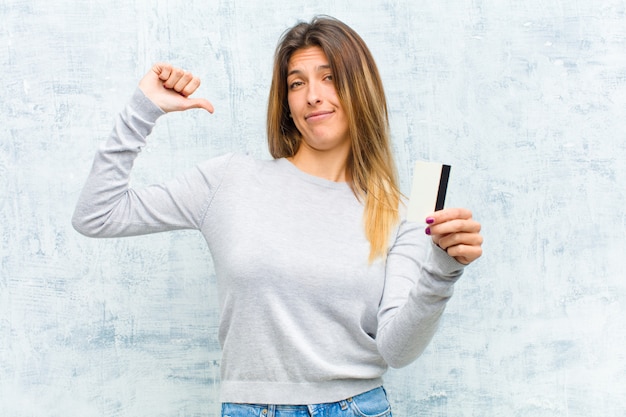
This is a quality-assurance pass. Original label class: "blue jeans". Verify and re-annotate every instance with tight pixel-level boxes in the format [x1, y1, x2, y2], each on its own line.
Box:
[221, 386, 392, 417]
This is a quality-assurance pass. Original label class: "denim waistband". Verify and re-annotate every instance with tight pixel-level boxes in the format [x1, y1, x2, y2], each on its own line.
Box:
[221, 386, 391, 417]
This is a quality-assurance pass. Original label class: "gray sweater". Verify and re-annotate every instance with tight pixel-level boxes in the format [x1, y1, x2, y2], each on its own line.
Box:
[72, 89, 465, 404]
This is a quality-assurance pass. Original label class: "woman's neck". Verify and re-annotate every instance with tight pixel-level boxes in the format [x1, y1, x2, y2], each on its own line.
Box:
[288, 146, 350, 183]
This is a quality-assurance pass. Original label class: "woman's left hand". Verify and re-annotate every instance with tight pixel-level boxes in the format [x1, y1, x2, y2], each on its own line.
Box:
[425, 208, 483, 265]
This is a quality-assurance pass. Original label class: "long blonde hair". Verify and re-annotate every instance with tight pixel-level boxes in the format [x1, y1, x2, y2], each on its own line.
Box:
[267, 16, 400, 262]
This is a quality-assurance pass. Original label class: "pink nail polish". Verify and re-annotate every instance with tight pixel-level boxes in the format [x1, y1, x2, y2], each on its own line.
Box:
[425, 227, 431, 235]
[426, 217, 435, 224]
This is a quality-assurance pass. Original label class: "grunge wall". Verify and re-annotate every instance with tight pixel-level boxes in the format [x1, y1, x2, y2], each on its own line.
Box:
[1, 1, 624, 416]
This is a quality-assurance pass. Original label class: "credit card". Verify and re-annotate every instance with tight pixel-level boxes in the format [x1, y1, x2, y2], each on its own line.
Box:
[407, 161, 451, 222]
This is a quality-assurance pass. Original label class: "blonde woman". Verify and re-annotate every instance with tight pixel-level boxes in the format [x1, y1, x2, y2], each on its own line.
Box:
[73, 16, 482, 417]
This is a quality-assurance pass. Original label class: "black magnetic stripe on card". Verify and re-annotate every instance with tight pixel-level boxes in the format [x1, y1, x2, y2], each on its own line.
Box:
[435, 165, 451, 211]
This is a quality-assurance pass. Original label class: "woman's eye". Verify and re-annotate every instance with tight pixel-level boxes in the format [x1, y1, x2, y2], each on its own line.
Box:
[289, 81, 303, 89]
[324, 74, 334, 81]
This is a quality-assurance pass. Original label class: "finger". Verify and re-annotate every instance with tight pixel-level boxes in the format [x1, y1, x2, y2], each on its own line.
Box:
[162, 67, 186, 89]
[426, 208, 473, 225]
[427, 218, 481, 237]
[178, 76, 201, 97]
[152, 62, 173, 81]
[172, 71, 193, 94]
[437, 232, 483, 252]
[445, 243, 483, 265]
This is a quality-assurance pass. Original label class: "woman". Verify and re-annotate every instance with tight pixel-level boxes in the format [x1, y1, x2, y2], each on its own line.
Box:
[73, 16, 482, 417]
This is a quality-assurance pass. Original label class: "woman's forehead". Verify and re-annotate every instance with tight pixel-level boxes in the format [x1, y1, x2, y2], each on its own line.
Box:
[287, 46, 329, 72]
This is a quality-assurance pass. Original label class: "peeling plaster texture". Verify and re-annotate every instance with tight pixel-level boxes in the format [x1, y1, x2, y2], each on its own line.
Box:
[1, 1, 625, 416]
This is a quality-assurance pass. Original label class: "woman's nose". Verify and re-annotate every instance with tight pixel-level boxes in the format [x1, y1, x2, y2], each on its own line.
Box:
[307, 82, 322, 105]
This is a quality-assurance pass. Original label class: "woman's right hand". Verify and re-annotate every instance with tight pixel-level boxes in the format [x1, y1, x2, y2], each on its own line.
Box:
[138, 63, 214, 114]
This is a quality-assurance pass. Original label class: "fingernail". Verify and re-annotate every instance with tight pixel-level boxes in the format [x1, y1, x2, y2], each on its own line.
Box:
[425, 227, 431, 235]
[426, 217, 435, 224]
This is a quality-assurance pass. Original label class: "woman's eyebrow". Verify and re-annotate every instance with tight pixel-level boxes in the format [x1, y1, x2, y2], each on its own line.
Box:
[287, 64, 331, 77]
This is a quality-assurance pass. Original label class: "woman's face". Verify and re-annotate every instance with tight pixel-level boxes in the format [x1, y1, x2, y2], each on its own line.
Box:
[286, 46, 350, 158]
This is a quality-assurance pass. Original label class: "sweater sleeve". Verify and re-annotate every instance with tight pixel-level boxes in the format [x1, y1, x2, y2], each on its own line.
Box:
[376, 218, 465, 368]
[72, 88, 231, 238]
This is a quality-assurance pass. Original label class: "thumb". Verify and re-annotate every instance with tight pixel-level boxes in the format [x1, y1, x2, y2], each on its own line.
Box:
[183, 97, 215, 114]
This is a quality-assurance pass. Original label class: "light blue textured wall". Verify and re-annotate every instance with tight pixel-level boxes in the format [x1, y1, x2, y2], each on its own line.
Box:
[1, 0, 625, 416]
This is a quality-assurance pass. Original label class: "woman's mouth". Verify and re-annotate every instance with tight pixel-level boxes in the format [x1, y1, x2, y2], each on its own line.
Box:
[305, 110, 334, 122]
